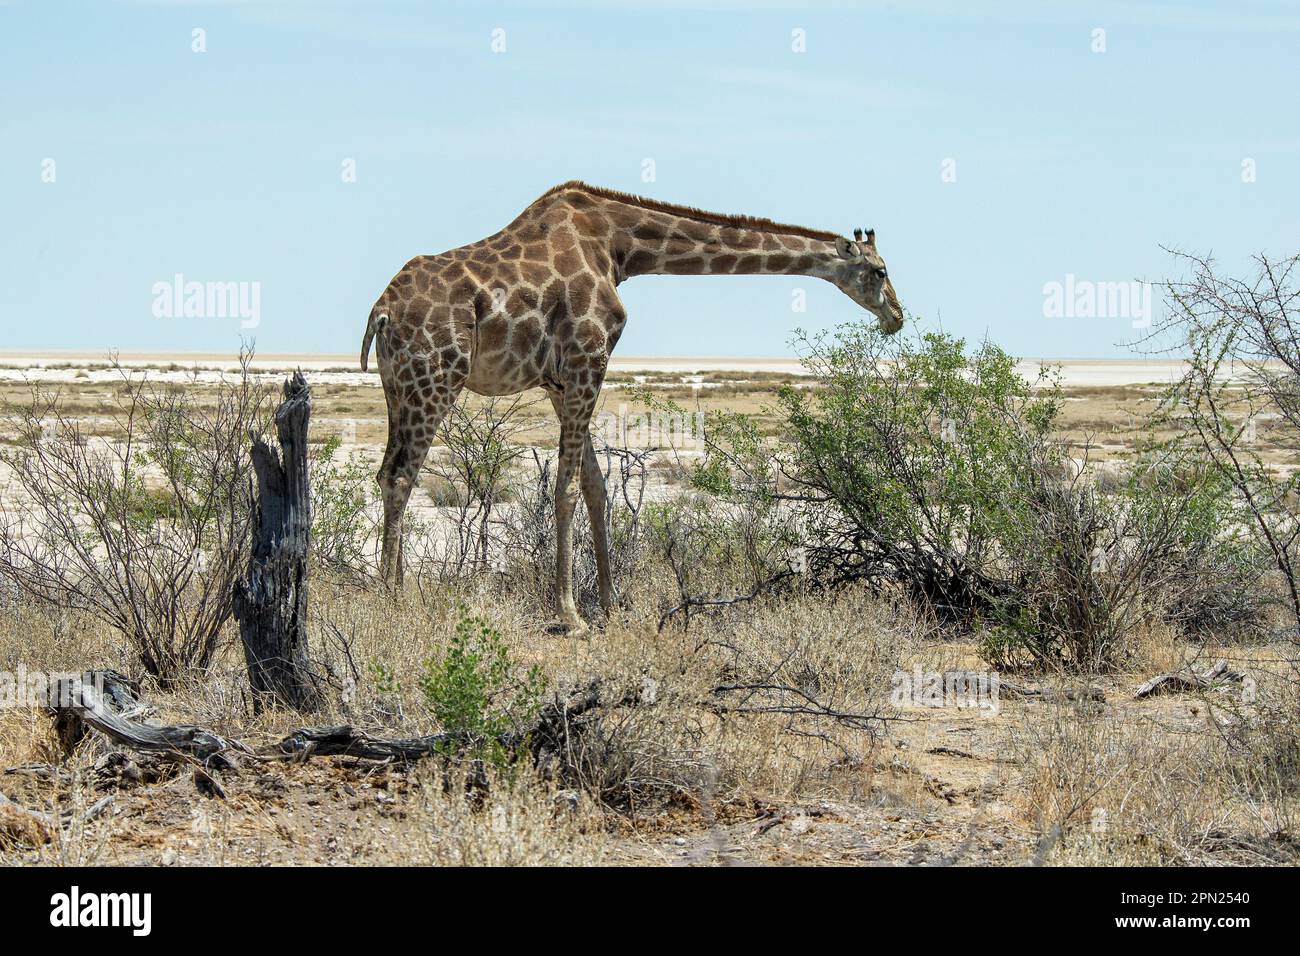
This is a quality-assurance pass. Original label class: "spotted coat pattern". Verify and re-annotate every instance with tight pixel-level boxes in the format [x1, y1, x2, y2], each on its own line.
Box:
[363, 181, 905, 630]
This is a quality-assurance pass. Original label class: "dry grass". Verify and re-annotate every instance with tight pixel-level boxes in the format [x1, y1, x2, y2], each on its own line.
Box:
[2, 369, 1299, 867]
[3, 571, 1295, 866]
[373, 766, 610, 866]
[1016, 679, 1300, 865]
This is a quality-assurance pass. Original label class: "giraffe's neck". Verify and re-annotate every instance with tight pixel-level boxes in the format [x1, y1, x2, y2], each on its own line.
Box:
[590, 197, 841, 283]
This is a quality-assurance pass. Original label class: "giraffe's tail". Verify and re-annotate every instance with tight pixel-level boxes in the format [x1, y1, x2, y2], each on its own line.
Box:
[361, 308, 389, 372]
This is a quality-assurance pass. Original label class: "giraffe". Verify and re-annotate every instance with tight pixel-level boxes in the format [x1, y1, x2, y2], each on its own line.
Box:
[361, 181, 905, 633]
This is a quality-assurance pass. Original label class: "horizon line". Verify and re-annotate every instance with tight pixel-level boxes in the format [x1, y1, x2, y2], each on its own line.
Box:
[0, 350, 1184, 364]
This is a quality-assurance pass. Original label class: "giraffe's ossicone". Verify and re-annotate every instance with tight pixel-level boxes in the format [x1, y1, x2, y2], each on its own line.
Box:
[362, 181, 905, 632]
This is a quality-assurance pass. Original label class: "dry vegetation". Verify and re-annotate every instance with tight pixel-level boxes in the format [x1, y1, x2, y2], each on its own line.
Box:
[1, 574, 1293, 866]
[2, 258, 1299, 867]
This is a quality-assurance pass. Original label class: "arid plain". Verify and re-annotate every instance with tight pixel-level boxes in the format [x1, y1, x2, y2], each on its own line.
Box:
[0, 353, 1294, 866]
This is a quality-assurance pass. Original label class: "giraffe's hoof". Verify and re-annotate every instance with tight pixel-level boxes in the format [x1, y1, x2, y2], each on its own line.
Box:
[544, 618, 590, 638]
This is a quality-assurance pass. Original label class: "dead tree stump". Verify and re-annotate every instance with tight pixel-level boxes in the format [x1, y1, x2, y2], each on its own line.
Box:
[233, 371, 321, 712]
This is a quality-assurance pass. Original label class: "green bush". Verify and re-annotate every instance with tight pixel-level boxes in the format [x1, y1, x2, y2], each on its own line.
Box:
[419, 612, 547, 768]
[310, 433, 378, 573]
[631, 387, 801, 600]
[1120, 449, 1271, 640]
[689, 322, 1267, 670]
[777, 326, 1062, 620]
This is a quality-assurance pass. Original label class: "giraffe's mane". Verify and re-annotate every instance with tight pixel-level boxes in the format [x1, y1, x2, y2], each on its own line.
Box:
[536, 181, 842, 243]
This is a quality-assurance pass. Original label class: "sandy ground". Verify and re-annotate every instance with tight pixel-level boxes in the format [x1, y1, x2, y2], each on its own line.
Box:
[0, 353, 1253, 388]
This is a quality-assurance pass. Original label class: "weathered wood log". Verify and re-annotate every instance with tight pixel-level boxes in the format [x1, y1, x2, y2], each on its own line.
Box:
[49, 672, 244, 764]
[6, 752, 172, 792]
[270, 726, 457, 762]
[269, 680, 617, 765]
[45, 670, 628, 779]
[49, 669, 143, 753]
[232, 371, 321, 713]
[1134, 658, 1244, 699]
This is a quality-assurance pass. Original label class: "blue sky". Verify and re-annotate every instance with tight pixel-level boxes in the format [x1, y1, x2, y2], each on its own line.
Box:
[2, 0, 1297, 358]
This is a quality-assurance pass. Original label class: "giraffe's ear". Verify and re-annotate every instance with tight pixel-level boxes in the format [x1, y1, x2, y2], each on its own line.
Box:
[835, 237, 861, 259]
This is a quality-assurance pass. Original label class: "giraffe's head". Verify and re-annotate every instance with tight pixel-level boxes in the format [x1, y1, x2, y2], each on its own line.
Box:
[832, 228, 904, 334]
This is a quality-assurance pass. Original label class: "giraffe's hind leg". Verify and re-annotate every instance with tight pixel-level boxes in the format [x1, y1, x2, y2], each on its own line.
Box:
[377, 430, 423, 589]
[377, 360, 466, 589]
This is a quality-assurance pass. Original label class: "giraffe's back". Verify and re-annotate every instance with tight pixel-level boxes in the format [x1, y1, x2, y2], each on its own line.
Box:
[370, 219, 625, 399]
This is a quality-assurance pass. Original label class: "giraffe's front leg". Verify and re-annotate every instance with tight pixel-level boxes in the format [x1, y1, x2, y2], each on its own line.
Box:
[547, 382, 600, 636]
[552, 429, 587, 634]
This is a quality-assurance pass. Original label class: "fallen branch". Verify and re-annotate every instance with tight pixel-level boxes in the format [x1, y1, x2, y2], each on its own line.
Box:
[926, 746, 976, 759]
[5, 752, 173, 792]
[49, 669, 152, 753]
[268, 680, 622, 765]
[658, 570, 796, 632]
[1134, 659, 1245, 700]
[47, 671, 636, 776]
[709, 681, 882, 732]
[49, 672, 246, 764]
